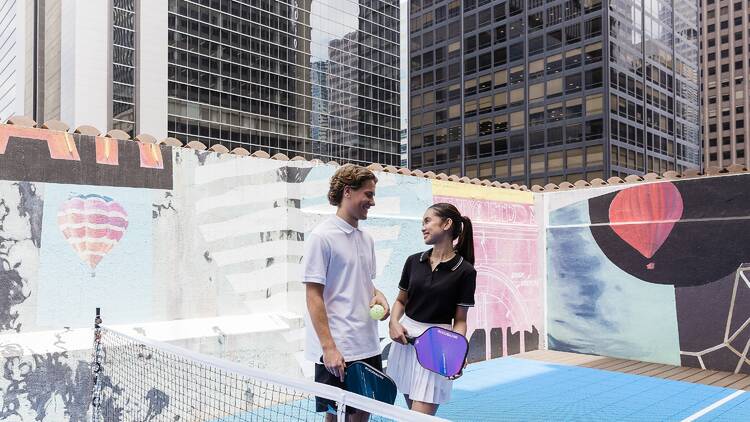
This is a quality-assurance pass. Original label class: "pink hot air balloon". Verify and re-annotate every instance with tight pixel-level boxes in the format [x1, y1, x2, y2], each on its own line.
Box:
[57, 194, 128, 272]
[609, 183, 683, 269]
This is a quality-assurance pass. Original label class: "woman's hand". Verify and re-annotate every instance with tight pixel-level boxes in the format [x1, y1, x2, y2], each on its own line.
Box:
[389, 321, 409, 345]
[447, 359, 468, 380]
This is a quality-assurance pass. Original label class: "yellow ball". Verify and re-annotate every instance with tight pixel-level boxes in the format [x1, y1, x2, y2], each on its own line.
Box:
[369, 304, 385, 320]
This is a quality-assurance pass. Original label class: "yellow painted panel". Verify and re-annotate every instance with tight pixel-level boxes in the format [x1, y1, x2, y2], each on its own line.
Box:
[431, 180, 534, 204]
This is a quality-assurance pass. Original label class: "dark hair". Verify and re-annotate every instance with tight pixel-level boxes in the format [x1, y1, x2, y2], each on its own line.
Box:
[428, 203, 474, 265]
[327, 164, 378, 206]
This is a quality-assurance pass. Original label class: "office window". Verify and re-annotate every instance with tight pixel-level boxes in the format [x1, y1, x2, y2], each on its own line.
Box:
[566, 148, 583, 167]
[547, 78, 563, 97]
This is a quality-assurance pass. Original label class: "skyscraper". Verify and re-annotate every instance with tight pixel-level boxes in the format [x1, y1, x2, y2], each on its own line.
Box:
[2, 0, 401, 166]
[408, 0, 700, 186]
[700, 0, 749, 169]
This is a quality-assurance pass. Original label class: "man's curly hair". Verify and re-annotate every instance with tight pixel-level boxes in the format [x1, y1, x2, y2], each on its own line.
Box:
[328, 164, 378, 206]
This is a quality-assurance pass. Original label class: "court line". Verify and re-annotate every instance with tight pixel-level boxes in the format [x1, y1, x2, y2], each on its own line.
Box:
[680, 390, 745, 422]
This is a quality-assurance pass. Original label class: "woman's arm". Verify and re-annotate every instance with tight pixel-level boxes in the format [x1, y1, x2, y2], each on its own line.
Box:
[448, 306, 471, 380]
[388, 290, 409, 344]
[453, 306, 469, 337]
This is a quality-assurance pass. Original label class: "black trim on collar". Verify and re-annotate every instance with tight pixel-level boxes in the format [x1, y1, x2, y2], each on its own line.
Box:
[419, 249, 464, 271]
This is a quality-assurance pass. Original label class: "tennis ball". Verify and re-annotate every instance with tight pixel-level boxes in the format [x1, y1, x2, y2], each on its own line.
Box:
[369, 304, 385, 320]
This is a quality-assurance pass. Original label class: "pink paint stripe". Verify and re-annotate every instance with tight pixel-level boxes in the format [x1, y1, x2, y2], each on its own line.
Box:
[57, 213, 128, 228]
[60, 199, 125, 214]
[61, 227, 125, 241]
[74, 243, 115, 254]
[72, 242, 115, 255]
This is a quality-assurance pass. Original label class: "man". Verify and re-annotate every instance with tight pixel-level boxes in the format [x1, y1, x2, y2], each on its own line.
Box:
[303, 164, 391, 421]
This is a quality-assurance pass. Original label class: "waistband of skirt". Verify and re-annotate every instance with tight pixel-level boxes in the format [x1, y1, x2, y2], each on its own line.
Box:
[401, 315, 452, 331]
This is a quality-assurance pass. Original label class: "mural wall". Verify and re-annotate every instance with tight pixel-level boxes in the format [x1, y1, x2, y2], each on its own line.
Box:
[546, 175, 750, 373]
[0, 125, 544, 420]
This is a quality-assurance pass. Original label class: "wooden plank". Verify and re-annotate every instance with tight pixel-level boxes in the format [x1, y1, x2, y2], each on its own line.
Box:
[726, 376, 750, 390]
[518, 350, 570, 362]
[515, 350, 543, 358]
[555, 353, 598, 365]
[580, 357, 623, 368]
[696, 371, 739, 386]
[605, 360, 643, 371]
[711, 373, 749, 388]
[520, 350, 553, 359]
[592, 358, 632, 370]
[640, 364, 681, 377]
[514, 350, 750, 390]
[629, 363, 670, 375]
[682, 370, 720, 383]
[519, 350, 610, 367]
[566, 355, 610, 366]
[617, 361, 660, 374]
[665, 367, 705, 381]
[656, 366, 698, 379]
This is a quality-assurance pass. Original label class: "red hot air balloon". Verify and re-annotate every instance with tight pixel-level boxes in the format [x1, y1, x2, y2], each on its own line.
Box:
[57, 194, 128, 274]
[608, 183, 683, 269]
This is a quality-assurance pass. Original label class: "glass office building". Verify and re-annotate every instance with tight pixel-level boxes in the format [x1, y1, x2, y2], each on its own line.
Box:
[408, 0, 700, 185]
[166, 0, 401, 166]
[700, 0, 749, 169]
[112, 0, 138, 136]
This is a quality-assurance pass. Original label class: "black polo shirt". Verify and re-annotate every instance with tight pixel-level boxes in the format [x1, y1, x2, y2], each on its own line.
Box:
[398, 249, 477, 324]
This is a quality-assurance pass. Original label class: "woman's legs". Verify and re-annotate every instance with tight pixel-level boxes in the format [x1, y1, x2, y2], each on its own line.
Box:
[408, 398, 439, 416]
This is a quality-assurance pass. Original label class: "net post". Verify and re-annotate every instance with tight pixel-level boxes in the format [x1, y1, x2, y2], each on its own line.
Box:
[337, 392, 347, 421]
[91, 307, 103, 422]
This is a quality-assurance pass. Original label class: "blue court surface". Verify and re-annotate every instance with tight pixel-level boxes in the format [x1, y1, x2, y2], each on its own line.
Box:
[427, 357, 750, 421]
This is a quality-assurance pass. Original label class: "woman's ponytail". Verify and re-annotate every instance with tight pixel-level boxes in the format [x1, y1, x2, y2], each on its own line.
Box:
[455, 216, 474, 265]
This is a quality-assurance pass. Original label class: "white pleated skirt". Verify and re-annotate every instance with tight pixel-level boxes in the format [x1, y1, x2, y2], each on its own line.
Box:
[385, 316, 454, 404]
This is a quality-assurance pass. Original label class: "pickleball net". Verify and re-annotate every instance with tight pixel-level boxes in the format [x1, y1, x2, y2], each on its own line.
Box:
[91, 326, 446, 421]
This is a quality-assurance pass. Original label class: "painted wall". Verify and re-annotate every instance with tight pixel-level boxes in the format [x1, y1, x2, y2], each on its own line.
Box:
[0, 125, 543, 420]
[546, 176, 750, 373]
[5, 123, 750, 420]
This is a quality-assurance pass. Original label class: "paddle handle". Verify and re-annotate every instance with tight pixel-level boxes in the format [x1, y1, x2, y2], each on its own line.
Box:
[405, 336, 415, 345]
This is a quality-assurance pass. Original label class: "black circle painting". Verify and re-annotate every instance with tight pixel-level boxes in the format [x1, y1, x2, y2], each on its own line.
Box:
[588, 176, 750, 287]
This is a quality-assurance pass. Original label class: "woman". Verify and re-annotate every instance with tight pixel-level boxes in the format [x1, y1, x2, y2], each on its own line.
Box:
[386, 203, 477, 415]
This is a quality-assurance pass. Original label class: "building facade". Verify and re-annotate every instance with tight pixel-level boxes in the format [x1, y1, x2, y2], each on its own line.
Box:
[2, 0, 401, 166]
[700, 0, 749, 168]
[408, 0, 701, 185]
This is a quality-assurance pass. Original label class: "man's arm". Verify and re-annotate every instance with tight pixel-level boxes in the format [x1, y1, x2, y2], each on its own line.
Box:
[368, 236, 390, 320]
[370, 288, 391, 320]
[306, 283, 346, 381]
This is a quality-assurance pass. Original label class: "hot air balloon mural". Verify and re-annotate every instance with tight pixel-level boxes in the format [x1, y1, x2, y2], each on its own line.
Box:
[608, 183, 684, 270]
[57, 194, 129, 275]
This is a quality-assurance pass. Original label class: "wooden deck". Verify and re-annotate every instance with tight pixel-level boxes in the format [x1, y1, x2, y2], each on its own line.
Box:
[517, 349, 750, 391]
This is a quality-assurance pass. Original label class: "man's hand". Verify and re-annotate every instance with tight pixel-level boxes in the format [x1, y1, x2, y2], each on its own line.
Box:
[389, 321, 409, 345]
[322, 346, 346, 382]
[370, 291, 391, 320]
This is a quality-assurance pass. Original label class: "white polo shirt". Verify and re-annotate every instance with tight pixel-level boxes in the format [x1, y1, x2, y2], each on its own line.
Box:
[303, 215, 380, 362]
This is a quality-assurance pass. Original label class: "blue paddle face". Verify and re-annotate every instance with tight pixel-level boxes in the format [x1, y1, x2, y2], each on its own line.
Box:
[344, 362, 397, 405]
[411, 327, 468, 377]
